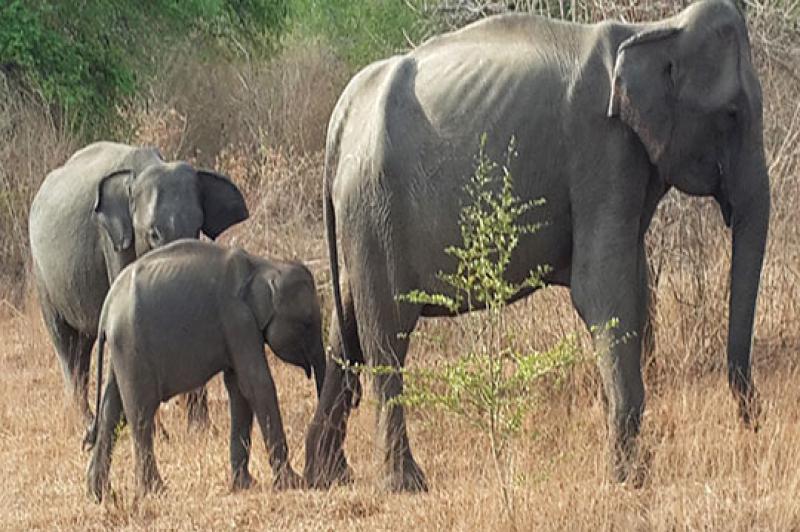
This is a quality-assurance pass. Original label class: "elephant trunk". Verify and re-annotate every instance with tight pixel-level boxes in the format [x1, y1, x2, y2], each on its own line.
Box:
[724, 148, 770, 426]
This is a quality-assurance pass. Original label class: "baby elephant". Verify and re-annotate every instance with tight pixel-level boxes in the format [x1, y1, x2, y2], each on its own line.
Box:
[84, 240, 326, 502]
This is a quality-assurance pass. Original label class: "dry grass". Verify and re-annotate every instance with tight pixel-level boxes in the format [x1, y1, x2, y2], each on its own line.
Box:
[1, 2, 799, 530]
[2, 301, 799, 530]
[126, 38, 347, 164]
[0, 93, 78, 302]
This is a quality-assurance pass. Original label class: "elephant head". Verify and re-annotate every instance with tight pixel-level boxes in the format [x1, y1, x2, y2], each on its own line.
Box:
[608, 0, 770, 421]
[92, 162, 248, 258]
[244, 261, 326, 397]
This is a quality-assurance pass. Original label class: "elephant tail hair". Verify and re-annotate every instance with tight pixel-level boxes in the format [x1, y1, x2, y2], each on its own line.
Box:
[82, 330, 105, 452]
[324, 178, 360, 409]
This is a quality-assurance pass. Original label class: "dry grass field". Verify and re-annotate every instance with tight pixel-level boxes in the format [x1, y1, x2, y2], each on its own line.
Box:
[1, 300, 800, 531]
[1, 1, 799, 530]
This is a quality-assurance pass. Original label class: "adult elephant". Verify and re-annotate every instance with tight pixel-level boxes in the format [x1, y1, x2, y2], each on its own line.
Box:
[29, 141, 249, 426]
[304, 0, 770, 491]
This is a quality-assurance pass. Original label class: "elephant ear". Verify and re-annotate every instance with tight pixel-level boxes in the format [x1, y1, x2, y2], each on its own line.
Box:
[197, 170, 249, 240]
[607, 27, 682, 165]
[93, 169, 135, 252]
[237, 257, 275, 334]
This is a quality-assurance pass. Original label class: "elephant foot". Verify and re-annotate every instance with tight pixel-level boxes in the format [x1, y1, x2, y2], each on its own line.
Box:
[232, 469, 254, 491]
[304, 404, 354, 489]
[613, 454, 649, 489]
[86, 462, 109, 503]
[385, 456, 428, 493]
[143, 476, 165, 496]
[273, 466, 303, 490]
[138, 467, 165, 497]
[610, 440, 649, 488]
[305, 448, 353, 489]
[736, 388, 761, 432]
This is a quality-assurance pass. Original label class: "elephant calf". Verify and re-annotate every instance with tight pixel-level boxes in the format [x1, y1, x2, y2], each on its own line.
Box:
[83, 240, 326, 502]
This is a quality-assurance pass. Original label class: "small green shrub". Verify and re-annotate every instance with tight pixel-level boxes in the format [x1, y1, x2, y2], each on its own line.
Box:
[345, 136, 593, 525]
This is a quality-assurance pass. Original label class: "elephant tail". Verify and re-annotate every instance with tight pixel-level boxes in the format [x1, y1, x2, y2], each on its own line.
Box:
[324, 177, 361, 408]
[82, 330, 105, 452]
[325, 182, 347, 362]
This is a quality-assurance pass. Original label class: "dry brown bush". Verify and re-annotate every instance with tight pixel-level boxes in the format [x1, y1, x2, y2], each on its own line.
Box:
[0, 91, 78, 303]
[0, 2, 798, 529]
[125, 38, 348, 165]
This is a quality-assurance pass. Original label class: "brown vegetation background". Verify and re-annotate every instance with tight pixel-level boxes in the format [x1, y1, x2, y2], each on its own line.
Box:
[0, 1, 798, 529]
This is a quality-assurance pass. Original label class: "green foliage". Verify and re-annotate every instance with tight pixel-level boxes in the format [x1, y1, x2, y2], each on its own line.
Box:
[288, 0, 428, 66]
[396, 337, 580, 438]
[393, 135, 578, 448]
[0, 0, 288, 130]
[0, 1, 132, 121]
[0, 0, 433, 132]
[336, 137, 598, 522]
[400, 135, 549, 315]
[347, 136, 590, 521]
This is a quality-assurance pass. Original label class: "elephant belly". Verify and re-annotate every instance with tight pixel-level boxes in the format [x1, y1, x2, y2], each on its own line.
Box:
[131, 288, 229, 400]
[395, 176, 574, 312]
[158, 365, 222, 403]
[145, 327, 228, 402]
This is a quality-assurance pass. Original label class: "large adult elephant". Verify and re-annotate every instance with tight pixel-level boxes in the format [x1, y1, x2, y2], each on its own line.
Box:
[29, 141, 249, 425]
[304, 0, 770, 491]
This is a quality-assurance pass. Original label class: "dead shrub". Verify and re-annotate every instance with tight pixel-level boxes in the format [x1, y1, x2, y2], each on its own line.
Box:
[213, 142, 325, 271]
[0, 90, 77, 303]
[127, 38, 347, 166]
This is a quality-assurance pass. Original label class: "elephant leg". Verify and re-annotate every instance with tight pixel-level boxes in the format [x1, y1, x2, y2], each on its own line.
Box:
[223, 369, 254, 490]
[304, 286, 364, 489]
[350, 256, 426, 492]
[227, 317, 300, 490]
[117, 369, 163, 496]
[126, 402, 163, 496]
[571, 238, 648, 484]
[183, 386, 210, 432]
[373, 362, 428, 492]
[370, 316, 427, 492]
[87, 370, 124, 502]
[39, 298, 94, 422]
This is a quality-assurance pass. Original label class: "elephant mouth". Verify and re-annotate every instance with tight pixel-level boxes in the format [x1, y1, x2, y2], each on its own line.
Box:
[714, 161, 733, 227]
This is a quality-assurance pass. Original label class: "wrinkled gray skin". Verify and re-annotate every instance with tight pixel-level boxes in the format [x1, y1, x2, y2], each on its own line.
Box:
[84, 240, 325, 501]
[305, 0, 771, 491]
[29, 141, 248, 427]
